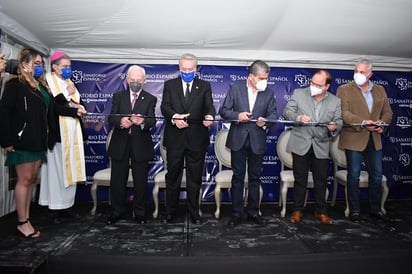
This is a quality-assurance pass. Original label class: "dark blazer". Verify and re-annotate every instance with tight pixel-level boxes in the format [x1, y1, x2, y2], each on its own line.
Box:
[220, 82, 278, 154]
[47, 93, 87, 149]
[0, 77, 48, 151]
[107, 89, 157, 162]
[161, 76, 216, 151]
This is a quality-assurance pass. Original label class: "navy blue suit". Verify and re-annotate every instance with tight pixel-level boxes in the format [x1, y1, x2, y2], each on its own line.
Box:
[220, 82, 277, 217]
[161, 76, 215, 219]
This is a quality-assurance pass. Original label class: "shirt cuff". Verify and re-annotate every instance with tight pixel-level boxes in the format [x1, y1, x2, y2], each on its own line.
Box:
[204, 115, 214, 121]
[171, 114, 178, 125]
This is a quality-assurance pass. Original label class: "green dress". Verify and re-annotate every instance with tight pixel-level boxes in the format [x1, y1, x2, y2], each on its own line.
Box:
[5, 85, 50, 166]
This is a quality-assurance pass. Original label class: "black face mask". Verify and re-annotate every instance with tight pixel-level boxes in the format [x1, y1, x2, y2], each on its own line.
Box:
[129, 82, 142, 92]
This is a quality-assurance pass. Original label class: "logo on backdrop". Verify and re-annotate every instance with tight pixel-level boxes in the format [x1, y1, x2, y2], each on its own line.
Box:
[399, 153, 411, 167]
[119, 73, 126, 79]
[72, 70, 83, 83]
[294, 74, 310, 87]
[71, 70, 106, 84]
[395, 116, 411, 129]
[395, 78, 412, 91]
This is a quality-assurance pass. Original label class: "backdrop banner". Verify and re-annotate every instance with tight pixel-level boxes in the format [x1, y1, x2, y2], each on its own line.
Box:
[71, 60, 412, 202]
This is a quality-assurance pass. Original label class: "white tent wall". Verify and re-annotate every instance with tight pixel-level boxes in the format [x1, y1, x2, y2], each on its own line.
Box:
[55, 47, 412, 71]
[0, 0, 412, 70]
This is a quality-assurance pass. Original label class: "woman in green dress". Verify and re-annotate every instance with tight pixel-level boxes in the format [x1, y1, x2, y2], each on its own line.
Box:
[0, 49, 53, 238]
[1, 48, 87, 238]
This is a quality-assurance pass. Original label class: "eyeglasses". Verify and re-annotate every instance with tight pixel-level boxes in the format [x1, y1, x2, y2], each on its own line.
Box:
[310, 80, 325, 89]
[34, 61, 44, 66]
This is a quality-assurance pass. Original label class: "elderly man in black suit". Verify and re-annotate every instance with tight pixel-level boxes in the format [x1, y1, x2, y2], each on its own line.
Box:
[106, 65, 157, 225]
[160, 53, 216, 224]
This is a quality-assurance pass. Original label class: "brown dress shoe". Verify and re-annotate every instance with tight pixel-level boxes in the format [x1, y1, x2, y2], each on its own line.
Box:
[314, 213, 333, 224]
[289, 211, 303, 223]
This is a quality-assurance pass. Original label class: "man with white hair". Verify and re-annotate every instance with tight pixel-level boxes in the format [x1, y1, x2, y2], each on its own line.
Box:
[106, 65, 157, 225]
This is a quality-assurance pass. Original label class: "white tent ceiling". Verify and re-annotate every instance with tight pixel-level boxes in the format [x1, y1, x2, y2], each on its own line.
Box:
[1, 0, 412, 69]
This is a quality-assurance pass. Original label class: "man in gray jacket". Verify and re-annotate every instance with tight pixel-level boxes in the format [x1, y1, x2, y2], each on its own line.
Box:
[283, 69, 342, 224]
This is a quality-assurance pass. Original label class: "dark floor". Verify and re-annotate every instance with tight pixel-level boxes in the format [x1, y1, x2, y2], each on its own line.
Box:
[0, 199, 411, 274]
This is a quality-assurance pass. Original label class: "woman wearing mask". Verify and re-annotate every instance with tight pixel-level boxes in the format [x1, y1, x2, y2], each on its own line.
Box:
[0, 48, 85, 238]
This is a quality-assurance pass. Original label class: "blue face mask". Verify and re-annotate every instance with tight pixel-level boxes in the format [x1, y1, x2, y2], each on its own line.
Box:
[61, 67, 72, 79]
[181, 71, 195, 83]
[33, 65, 44, 78]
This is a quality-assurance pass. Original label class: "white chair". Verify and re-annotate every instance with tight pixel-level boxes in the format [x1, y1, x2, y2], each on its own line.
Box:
[276, 128, 328, 218]
[329, 135, 389, 217]
[213, 129, 263, 219]
[90, 129, 134, 215]
[152, 136, 202, 218]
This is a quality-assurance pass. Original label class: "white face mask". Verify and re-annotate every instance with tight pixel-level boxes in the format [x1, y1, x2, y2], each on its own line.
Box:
[310, 85, 323, 96]
[255, 79, 268, 91]
[354, 73, 367, 86]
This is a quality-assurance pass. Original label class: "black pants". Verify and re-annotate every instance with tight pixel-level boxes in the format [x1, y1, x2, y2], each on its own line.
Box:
[165, 145, 205, 218]
[292, 146, 329, 214]
[110, 140, 149, 217]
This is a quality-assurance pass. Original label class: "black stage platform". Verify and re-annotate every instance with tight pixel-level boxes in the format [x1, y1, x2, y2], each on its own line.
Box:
[0, 200, 411, 274]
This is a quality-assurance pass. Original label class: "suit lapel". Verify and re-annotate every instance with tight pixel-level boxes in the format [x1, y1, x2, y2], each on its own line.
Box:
[174, 78, 187, 108]
[186, 78, 199, 106]
[122, 90, 133, 113]
[240, 85, 251, 112]
[252, 89, 271, 113]
[132, 91, 150, 113]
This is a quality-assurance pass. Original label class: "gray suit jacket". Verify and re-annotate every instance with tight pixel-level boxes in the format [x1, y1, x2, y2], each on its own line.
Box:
[283, 87, 342, 159]
[220, 82, 278, 154]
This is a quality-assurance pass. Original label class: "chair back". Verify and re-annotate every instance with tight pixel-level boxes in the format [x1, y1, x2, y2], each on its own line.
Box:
[276, 129, 293, 169]
[329, 135, 347, 168]
[214, 130, 231, 169]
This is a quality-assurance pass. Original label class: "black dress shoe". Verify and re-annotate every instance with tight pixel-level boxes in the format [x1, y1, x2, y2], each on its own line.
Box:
[348, 212, 361, 222]
[249, 215, 265, 225]
[369, 211, 389, 221]
[135, 215, 147, 224]
[106, 214, 121, 225]
[227, 216, 241, 227]
[190, 216, 203, 225]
